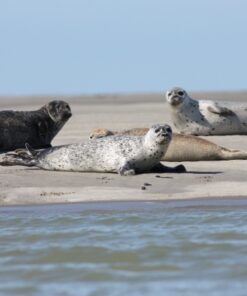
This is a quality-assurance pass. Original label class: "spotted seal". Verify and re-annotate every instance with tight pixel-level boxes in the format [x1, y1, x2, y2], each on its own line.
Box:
[0, 124, 186, 175]
[166, 87, 247, 135]
[0, 100, 72, 151]
[90, 127, 247, 162]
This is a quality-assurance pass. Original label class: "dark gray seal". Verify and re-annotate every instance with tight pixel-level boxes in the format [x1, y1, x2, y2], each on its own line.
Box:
[0, 124, 186, 175]
[0, 100, 72, 151]
[166, 87, 247, 135]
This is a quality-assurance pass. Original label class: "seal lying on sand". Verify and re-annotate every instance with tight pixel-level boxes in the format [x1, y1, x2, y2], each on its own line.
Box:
[166, 87, 247, 135]
[0, 124, 186, 175]
[0, 100, 72, 151]
[90, 128, 247, 162]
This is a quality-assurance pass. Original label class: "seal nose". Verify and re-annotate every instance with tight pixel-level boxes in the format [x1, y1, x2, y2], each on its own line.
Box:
[64, 111, 72, 119]
[170, 96, 182, 106]
[161, 126, 172, 137]
[63, 105, 72, 118]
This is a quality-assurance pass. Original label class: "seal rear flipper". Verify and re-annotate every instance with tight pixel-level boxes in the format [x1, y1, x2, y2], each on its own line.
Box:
[0, 153, 36, 167]
[0, 143, 38, 167]
[152, 163, 186, 173]
[219, 147, 247, 160]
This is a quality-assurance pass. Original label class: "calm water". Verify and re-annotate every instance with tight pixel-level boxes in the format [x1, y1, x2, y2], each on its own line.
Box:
[1, 199, 247, 296]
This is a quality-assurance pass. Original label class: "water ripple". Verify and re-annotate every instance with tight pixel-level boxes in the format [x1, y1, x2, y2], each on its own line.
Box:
[1, 200, 247, 295]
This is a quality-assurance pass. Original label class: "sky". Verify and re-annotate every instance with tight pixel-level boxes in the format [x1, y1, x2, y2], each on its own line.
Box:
[0, 0, 247, 95]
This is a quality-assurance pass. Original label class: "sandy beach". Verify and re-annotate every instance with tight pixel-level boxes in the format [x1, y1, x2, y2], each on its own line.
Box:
[1, 91, 247, 206]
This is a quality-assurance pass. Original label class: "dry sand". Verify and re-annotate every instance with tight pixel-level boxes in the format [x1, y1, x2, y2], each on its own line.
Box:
[1, 91, 247, 206]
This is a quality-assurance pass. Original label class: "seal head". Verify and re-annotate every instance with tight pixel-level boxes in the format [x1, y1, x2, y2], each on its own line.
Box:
[89, 128, 114, 139]
[145, 124, 172, 145]
[45, 100, 72, 126]
[166, 87, 189, 107]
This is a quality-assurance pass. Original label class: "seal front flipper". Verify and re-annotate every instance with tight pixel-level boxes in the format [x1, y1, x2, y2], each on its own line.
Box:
[25, 143, 40, 157]
[152, 163, 186, 173]
[118, 164, 136, 176]
[207, 104, 234, 116]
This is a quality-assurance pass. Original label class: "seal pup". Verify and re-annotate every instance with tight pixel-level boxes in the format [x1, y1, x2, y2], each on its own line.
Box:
[90, 127, 247, 162]
[0, 100, 72, 151]
[0, 124, 186, 175]
[166, 87, 247, 135]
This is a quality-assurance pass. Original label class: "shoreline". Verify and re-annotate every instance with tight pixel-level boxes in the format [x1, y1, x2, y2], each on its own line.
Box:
[0, 196, 247, 213]
[1, 196, 247, 210]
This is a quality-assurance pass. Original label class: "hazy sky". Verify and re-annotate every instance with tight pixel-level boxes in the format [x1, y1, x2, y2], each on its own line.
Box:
[0, 0, 247, 95]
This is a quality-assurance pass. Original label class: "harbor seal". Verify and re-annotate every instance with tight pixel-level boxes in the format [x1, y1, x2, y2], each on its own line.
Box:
[0, 124, 186, 175]
[90, 127, 247, 162]
[0, 100, 72, 151]
[166, 87, 247, 135]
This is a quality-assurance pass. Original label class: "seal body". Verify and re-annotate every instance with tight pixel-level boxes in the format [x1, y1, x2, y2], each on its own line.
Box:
[90, 127, 247, 162]
[166, 87, 247, 135]
[0, 100, 72, 151]
[0, 124, 186, 175]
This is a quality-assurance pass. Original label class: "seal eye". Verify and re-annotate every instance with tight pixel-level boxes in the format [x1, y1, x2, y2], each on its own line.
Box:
[178, 91, 184, 96]
[155, 128, 160, 133]
[166, 127, 172, 133]
[167, 92, 172, 96]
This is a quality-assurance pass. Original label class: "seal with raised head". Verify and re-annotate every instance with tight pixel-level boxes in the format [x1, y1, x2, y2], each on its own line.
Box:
[90, 127, 247, 161]
[0, 100, 72, 151]
[0, 124, 186, 175]
[166, 87, 247, 135]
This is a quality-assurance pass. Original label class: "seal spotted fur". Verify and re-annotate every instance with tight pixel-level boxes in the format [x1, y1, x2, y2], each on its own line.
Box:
[0, 124, 186, 175]
[90, 127, 247, 162]
[166, 87, 247, 135]
[0, 100, 72, 151]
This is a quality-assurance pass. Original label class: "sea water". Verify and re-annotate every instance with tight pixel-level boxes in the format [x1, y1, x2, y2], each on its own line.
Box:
[0, 199, 247, 296]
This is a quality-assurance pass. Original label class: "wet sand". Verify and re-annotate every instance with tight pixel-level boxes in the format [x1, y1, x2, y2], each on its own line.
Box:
[1, 91, 247, 206]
